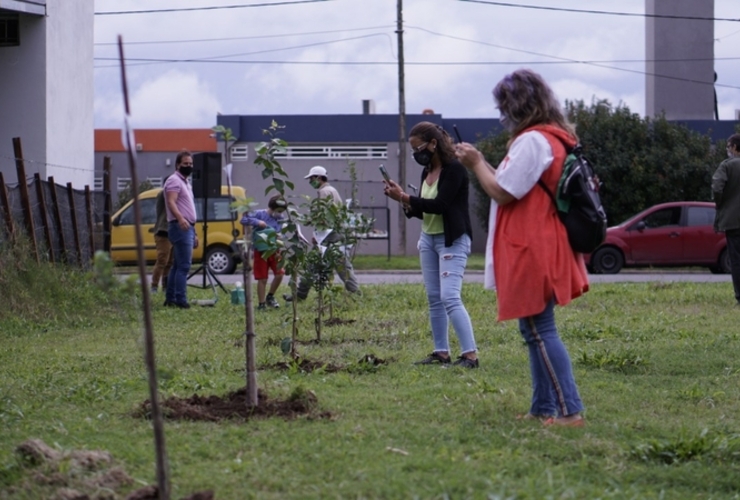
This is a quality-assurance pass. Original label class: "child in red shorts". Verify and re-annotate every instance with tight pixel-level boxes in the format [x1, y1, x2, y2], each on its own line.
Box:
[241, 195, 287, 309]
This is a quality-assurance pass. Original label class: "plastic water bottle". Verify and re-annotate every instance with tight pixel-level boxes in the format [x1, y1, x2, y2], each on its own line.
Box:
[231, 281, 245, 305]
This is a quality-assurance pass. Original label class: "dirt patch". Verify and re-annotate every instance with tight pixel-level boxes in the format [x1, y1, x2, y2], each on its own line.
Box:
[323, 317, 356, 326]
[266, 354, 387, 374]
[268, 357, 344, 373]
[135, 387, 332, 422]
[8, 438, 214, 500]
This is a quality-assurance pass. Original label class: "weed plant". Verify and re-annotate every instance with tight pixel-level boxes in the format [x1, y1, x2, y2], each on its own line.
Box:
[0, 238, 138, 335]
[1, 273, 740, 498]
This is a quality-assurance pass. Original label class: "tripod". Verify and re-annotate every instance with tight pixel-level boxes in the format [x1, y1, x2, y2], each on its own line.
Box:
[188, 187, 228, 295]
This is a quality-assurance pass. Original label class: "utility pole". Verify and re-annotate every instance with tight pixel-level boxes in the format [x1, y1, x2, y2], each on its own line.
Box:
[396, 0, 407, 255]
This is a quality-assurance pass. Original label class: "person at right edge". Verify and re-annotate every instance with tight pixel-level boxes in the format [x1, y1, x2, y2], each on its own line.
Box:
[456, 69, 588, 425]
[711, 133, 740, 305]
[383, 121, 479, 369]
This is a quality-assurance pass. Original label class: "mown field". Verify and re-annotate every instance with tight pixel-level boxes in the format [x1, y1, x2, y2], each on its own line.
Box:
[1, 263, 740, 499]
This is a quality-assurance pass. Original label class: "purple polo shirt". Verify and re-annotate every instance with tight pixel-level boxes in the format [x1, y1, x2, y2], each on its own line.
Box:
[163, 172, 197, 224]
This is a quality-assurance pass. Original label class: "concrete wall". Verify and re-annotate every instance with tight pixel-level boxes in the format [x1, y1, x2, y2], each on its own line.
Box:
[0, 11, 46, 183]
[0, 0, 93, 186]
[646, 0, 715, 119]
[45, 0, 94, 187]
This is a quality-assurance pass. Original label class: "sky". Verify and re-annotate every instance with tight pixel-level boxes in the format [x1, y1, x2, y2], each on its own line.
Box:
[92, 0, 740, 129]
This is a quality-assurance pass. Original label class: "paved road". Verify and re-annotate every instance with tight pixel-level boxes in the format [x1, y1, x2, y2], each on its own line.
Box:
[186, 269, 732, 287]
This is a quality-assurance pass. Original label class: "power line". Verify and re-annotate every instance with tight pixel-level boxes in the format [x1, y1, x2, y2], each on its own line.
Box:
[458, 0, 740, 23]
[94, 25, 394, 46]
[95, 0, 331, 16]
[91, 57, 740, 91]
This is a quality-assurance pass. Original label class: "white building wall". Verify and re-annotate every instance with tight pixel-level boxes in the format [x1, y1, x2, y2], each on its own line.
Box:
[0, 0, 92, 186]
[45, 0, 94, 186]
[0, 12, 46, 184]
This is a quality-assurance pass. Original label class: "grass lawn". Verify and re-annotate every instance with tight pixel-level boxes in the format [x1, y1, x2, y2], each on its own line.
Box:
[2, 278, 740, 498]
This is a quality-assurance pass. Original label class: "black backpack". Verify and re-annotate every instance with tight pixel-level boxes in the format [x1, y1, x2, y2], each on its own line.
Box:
[537, 143, 607, 253]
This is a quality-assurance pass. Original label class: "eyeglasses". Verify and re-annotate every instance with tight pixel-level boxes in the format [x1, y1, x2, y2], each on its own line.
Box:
[412, 142, 429, 153]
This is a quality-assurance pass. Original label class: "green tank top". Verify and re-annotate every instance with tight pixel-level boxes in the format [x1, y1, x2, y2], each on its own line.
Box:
[421, 179, 444, 235]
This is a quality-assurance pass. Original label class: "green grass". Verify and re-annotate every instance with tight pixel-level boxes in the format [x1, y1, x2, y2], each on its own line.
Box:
[2, 261, 740, 498]
[112, 253, 486, 273]
[352, 253, 485, 271]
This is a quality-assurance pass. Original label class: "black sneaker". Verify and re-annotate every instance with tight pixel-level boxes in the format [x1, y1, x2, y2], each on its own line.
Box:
[452, 356, 479, 369]
[175, 302, 191, 309]
[257, 303, 267, 310]
[414, 352, 451, 365]
[266, 294, 280, 309]
[282, 293, 294, 302]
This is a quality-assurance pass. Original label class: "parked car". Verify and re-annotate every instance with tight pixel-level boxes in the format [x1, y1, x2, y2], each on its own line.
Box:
[110, 186, 246, 274]
[587, 201, 729, 274]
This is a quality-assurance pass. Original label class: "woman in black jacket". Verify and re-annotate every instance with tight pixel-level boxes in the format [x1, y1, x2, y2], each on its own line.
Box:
[384, 121, 479, 368]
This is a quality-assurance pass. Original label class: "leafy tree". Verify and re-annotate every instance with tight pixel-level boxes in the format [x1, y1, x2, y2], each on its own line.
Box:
[469, 99, 727, 230]
[115, 179, 154, 210]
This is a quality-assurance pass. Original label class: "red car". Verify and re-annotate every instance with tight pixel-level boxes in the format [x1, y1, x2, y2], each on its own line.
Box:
[587, 201, 729, 274]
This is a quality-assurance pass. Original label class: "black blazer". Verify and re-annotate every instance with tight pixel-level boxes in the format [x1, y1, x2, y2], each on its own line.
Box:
[405, 159, 473, 247]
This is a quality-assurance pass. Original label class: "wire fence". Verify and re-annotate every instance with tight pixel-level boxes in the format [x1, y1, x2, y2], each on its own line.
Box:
[0, 174, 109, 268]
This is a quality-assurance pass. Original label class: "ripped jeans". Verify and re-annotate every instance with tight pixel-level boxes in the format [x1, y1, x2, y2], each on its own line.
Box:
[418, 232, 477, 354]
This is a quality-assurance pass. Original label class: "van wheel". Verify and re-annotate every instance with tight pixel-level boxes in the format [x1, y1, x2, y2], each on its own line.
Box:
[592, 247, 623, 274]
[206, 245, 236, 274]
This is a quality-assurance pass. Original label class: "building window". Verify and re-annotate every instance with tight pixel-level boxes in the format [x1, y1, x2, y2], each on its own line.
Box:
[0, 14, 20, 47]
[94, 177, 103, 191]
[230, 145, 249, 161]
[147, 177, 163, 188]
[273, 144, 388, 160]
[117, 178, 132, 191]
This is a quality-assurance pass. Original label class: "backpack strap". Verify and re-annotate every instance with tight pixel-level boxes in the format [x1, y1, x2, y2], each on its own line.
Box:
[535, 134, 577, 211]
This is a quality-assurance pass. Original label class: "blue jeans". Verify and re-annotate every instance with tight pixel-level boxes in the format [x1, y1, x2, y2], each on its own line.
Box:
[166, 221, 194, 305]
[418, 233, 477, 355]
[518, 300, 584, 417]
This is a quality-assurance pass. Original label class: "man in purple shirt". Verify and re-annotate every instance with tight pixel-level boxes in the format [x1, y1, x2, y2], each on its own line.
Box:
[163, 150, 199, 308]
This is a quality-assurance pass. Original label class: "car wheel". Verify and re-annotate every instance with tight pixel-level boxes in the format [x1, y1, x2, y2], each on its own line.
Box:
[719, 248, 732, 274]
[592, 246, 624, 274]
[206, 245, 236, 274]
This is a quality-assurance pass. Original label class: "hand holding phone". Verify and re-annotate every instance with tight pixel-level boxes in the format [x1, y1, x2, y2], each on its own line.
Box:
[453, 124, 463, 143]
[379, 164, 391, 182]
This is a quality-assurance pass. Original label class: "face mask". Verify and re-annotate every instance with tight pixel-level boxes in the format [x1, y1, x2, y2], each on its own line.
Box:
[310, 179, 321, 189]
[179, 166, 193, 177]
[413, 149, 434, 167]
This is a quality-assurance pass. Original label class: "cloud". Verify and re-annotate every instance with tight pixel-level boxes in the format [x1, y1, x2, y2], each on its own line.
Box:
[124, 70, 221, 127]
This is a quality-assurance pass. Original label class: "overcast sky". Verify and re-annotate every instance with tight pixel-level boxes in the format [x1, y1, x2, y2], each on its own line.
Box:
[93, 0, 740, 129]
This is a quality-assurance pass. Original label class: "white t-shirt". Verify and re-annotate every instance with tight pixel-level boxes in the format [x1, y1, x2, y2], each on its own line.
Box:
[484, 131, 554, 290]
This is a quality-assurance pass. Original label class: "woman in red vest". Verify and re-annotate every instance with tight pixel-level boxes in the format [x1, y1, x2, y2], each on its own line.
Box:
[456, 69, 588, 427]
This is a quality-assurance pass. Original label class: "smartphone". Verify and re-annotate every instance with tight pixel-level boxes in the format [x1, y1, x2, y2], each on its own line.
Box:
[379, 164, 391, 182]
[453, 124, 463, 143]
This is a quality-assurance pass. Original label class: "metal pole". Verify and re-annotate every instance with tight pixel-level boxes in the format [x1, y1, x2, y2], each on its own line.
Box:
[396, 0, 407, 256]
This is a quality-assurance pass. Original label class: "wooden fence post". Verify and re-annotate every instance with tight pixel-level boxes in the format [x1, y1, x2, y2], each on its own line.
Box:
[13, 137, 39, 262]
[47, 177, 67, 263]
[0, 172, 15, 243]
[103, 156, 112, 252]
[85, 185, 95, 260]
[66, 182, 82, 267]
[34, 173, 54, 263]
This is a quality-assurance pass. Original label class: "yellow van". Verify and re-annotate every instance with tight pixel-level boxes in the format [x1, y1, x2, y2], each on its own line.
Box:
[110, 185, 247, 274]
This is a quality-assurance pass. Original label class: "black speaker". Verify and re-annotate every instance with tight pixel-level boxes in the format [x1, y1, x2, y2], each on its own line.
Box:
[191, 152, 221, 198]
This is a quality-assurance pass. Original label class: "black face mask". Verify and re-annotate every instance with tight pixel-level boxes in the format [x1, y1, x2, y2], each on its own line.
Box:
[413, 149, 434, 167]
[179, 166, 193, 177]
